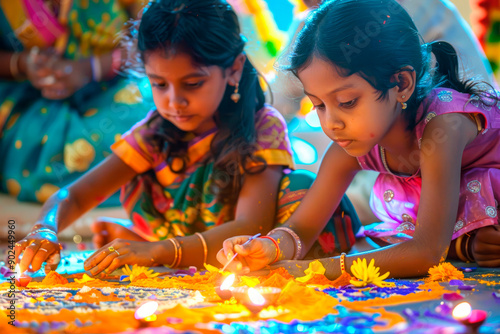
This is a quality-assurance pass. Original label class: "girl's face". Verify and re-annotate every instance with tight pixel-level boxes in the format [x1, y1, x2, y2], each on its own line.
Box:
[145, 51, 229, 135]
[297, 56, 401, 157]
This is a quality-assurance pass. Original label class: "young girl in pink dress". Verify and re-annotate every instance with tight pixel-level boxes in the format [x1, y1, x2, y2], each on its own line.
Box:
[219, 0, 500, 277]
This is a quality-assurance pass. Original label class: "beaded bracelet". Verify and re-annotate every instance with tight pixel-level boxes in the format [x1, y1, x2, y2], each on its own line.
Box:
[340, 252, 346, 273]
[259, 236, 280, 264]
[194, 232, 208, 265]
[268, 227, 303, 260]
[165, 238, 178, 268]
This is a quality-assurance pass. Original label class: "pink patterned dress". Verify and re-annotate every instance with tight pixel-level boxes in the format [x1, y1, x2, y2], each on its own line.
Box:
[358, 88, 500, 244]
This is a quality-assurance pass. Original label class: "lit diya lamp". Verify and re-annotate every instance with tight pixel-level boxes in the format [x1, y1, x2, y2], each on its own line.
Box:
[215, 273, 236, 300]
[134, 301, 159, 328]
[232, 286, 281, 314]
[15, 264, 31, 288]
[452, 302, 487, 333]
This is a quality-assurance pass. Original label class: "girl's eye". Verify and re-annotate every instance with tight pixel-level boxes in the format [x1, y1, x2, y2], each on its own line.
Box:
[152, 82, 167, 89]
[314, 104, 325, 111]
[339, 98, 357, 108]
[185, 81, 204, 88]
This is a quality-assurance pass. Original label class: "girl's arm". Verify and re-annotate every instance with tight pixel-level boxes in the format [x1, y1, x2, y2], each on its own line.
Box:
[171, 165, 285, 267]
[266, 144, 361, 259]
[83, 164, 285, 275]
[15, 154, 137, 271]
[285, 112, 478, 279]
[218, 143, 361, 273]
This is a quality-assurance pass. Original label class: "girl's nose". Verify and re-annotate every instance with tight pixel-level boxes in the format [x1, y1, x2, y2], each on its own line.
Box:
[169, 91, 188, 110]
[324, 111, 344, 131]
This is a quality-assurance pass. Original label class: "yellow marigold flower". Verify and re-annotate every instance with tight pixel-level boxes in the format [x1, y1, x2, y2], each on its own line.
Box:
[427, 262, 464, 282]
[350, 258, 390, 288]
[75, 273, 95, 284]
[121, 264, 159, 282]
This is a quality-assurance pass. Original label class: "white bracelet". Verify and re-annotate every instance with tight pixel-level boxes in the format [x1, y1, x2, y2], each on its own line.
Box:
[27, 228, 57, 237]
[268, 227, 303, 260]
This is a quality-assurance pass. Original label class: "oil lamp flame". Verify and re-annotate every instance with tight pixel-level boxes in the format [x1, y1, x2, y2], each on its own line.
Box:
[135, 301, 159, 321]
[220, 274, 235, 290]
[248, 287, 266, 306]
[452, 302, 472, 320]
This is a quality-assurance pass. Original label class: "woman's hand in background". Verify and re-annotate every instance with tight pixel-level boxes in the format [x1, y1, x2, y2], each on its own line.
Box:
[25, 47, 92, 100]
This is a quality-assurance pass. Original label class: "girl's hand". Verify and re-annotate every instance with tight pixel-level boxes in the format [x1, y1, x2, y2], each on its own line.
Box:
[471, 225, 500, 267]
[84, 239, 159, 276]
[14, 230, 61, 273]
[217, 236, 277, 274]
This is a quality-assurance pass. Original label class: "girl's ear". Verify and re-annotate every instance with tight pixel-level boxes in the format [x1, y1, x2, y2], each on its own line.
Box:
[393, 65, 416, 101]
[227, 53, 246, 86]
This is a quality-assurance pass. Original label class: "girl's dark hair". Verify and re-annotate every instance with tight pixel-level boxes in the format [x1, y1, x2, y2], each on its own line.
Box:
[137, 0, 266, 205]
[286, 0, 495, 130]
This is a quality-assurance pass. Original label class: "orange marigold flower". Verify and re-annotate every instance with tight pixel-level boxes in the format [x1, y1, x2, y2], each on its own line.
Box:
[427, 262, 464, 282]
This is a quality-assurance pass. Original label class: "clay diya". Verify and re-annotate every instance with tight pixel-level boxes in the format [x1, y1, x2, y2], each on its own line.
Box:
[232, 286, 281, 314]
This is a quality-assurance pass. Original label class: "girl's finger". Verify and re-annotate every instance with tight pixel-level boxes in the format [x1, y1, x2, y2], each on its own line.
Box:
[89, 252, 120, 276]
[222, 236, 250, 258]
[105, 254, 130, 274]
[234, 239, 258, 256]
[31, 240, 59, 271]
[84, 242, 121, 270]
[475, 258, 500, 268]
[19, 240, 42, 272]
[216, 249, 228, 266]
[31, 244, 56, 272]
[14, 239, 30, 263]
[472, 242, 500, 255]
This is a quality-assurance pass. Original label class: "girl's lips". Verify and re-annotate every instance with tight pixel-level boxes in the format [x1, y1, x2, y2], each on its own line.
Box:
[335, 139, 353, 148]
[170, 115, 194, 122]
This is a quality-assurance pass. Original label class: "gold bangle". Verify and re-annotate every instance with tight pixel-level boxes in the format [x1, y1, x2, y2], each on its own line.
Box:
[10, 52, 23, 81]
[171, 238, 182, 268]
[340, 252, 346, 273]
[194, 232, 208, 265]
[166, 238, 178, 268]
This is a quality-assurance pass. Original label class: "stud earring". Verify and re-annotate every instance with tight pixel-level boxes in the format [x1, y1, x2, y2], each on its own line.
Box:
[231, 83, 240, 103]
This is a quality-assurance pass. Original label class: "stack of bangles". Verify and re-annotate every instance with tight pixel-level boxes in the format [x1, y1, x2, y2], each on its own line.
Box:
[267, 226, 303, 260]
[165, 238, 182, 268]
[259, 236, 280, 264]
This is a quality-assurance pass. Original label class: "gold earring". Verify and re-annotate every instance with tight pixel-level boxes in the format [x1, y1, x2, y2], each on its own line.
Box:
[401, 101, 407, 109]
[231, 83, 240, 103]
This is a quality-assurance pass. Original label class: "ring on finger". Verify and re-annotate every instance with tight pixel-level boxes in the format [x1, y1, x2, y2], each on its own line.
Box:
[114, 249, 121, 256]
[108, 246, 115, 252]
[39, 248, 48, 252]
